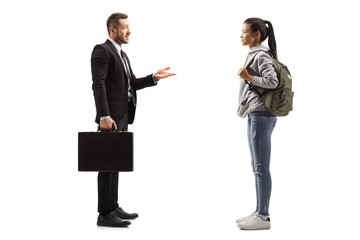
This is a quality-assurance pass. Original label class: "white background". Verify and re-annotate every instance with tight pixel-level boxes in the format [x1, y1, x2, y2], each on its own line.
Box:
[1, 0, 359, 239]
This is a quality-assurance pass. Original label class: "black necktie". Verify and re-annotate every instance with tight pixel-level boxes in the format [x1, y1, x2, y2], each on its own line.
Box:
[120, 50, 130, 79]
[120, 50, 136, 106]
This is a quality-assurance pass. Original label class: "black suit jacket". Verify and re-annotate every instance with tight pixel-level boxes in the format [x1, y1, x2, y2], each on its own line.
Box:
[91, 40, 157, 124]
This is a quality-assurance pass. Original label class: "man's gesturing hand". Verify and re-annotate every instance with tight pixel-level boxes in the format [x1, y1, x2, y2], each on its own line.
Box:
[154, 67, 176, 80]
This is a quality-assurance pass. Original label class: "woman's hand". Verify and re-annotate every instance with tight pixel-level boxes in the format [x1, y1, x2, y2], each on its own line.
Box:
[237, 67, 254, 82]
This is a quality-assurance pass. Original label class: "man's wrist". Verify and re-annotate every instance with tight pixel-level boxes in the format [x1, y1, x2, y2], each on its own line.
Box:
[153, 73, 159, 82]
[100, 116, 110, 121]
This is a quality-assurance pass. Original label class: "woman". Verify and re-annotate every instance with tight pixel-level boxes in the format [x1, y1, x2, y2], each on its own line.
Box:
[236, 18, 279, 230]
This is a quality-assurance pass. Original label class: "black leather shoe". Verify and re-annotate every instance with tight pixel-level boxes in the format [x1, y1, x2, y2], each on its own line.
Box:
[114, 207, 139, 220]
[97, 212, 131, 227]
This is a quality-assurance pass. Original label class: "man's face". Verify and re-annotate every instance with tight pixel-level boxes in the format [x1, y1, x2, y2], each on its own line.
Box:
[113, 19, 131, 45]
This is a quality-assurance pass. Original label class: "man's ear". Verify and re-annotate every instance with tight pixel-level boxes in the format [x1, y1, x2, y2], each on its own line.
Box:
[110, 27, 117, 35]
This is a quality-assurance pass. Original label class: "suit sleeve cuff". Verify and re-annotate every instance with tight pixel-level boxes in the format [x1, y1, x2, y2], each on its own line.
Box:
[152, 73, 159, 83]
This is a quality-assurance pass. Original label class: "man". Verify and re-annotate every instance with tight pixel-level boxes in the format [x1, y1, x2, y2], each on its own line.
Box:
[91, 12, 175, 227]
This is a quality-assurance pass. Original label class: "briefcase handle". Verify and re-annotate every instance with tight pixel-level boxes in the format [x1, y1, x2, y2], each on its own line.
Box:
[97, 125, 118, 132]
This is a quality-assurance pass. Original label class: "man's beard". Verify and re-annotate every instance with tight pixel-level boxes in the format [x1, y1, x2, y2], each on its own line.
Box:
[115, 33, 127, 44]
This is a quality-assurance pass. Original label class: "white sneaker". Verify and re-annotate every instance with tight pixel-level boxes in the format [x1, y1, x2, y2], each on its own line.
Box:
[235, 212, 256, 223]
[237, 213, 271, 230]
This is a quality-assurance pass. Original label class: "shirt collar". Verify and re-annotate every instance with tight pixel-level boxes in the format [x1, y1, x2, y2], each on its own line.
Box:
[108, 38, 122, 53]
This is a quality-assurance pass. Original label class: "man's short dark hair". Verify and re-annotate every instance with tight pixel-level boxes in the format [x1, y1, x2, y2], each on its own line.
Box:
[106, 13, 128, 35]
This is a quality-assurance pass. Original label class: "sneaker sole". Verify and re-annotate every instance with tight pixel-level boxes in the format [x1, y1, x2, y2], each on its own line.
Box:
[238, 226, 271, 230]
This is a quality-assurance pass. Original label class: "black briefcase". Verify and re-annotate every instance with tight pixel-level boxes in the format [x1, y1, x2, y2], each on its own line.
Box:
[78, 132, 133, 172]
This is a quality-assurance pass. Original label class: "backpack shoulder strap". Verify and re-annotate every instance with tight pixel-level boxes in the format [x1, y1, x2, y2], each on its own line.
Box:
[243, 50, 271, 97]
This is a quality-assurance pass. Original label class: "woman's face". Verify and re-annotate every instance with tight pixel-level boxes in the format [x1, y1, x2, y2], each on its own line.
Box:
[240, 23, 259, 47]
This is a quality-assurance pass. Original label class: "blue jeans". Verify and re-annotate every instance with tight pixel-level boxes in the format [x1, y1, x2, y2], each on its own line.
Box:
[247, 110, 277, 216]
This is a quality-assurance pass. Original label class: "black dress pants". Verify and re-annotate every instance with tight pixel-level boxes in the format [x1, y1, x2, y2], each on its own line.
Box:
[97, 113, 128, 216]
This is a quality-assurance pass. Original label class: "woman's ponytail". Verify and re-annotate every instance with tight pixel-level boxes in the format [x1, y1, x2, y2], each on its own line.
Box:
[264, 20, 277, 60]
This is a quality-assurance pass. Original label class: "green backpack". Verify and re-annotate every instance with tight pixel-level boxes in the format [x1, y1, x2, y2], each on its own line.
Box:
[246, 51, 294, 116]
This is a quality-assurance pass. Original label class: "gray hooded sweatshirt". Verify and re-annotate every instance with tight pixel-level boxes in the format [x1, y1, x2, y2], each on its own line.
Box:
[237, 45, 279, 118]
